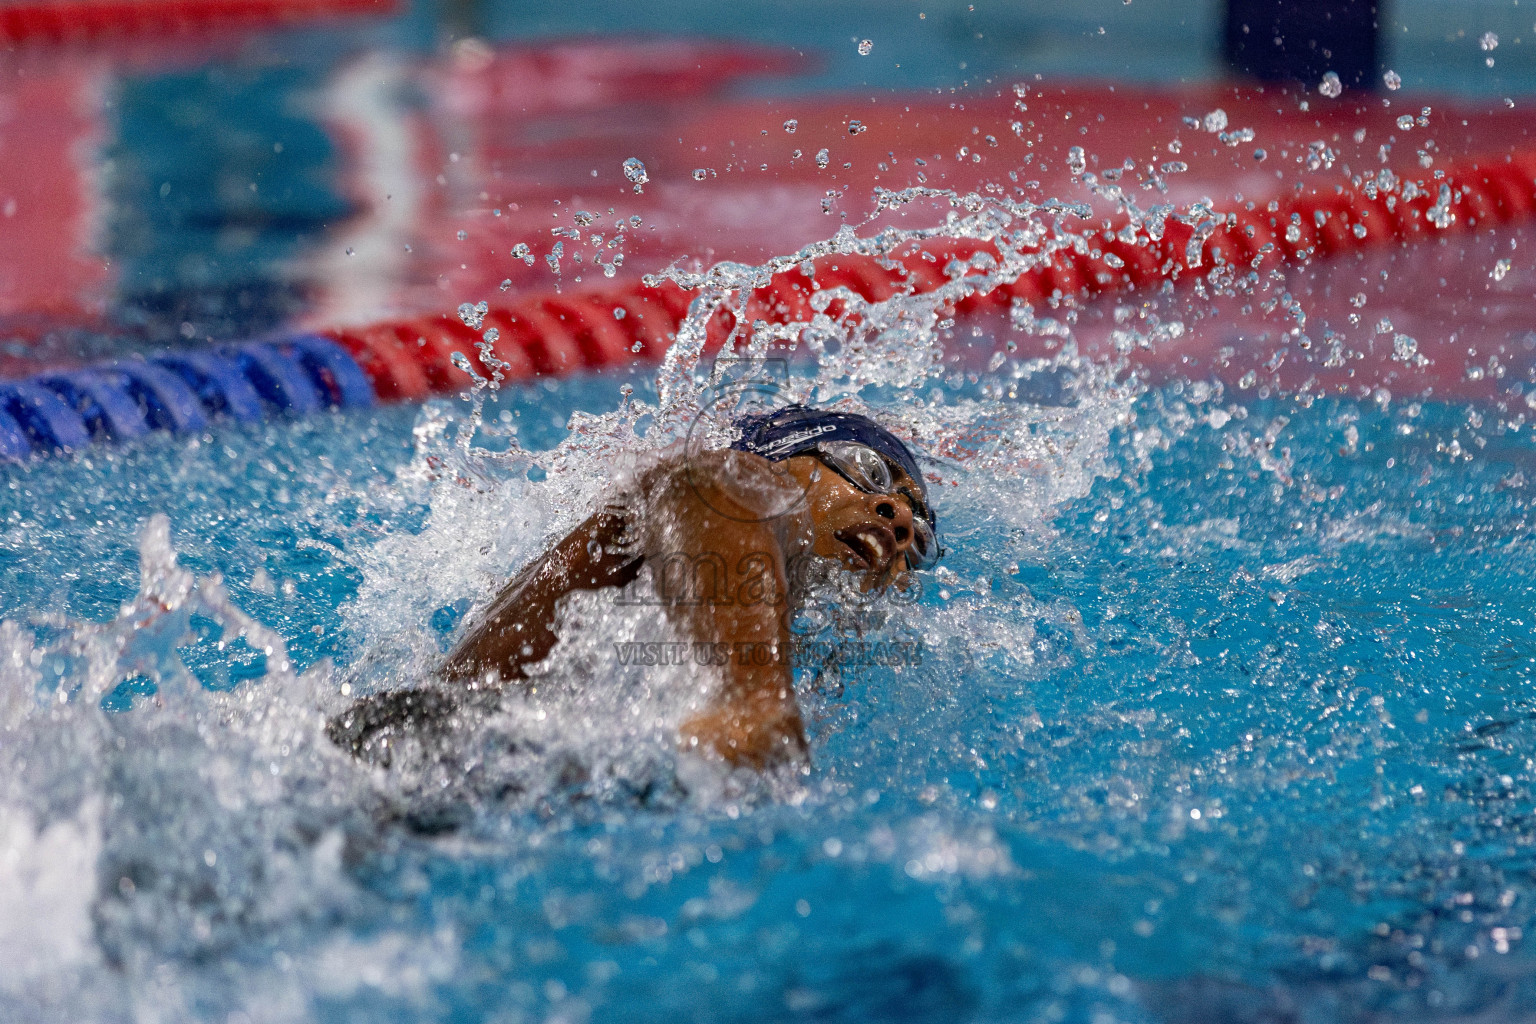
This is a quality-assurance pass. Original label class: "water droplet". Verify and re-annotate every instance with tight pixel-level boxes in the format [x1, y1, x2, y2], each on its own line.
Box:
[848, 119, 867, 135]
[1203, 108, 1228, 132]
[1481, 31, 1499, 51]
[1319, 71, 1343, 98]
[622, 157, 649, 193]
[613, 307, 627, 320]
[512, 243, 533, 265]
[457, 301, 489, 330]
[482, 327, 499, 344]
[456, 230, 468, 241]
[1493, 258, 1512, 281]
[499, 278, 512, 291]
[1376, 317, 1394, 334]
[1426, 183, 1455, 228]
[1396, 114, 1416, 130]
[1383, 69, 1402, 90]
[783, 119, 798, 133]
[345, 247, 354, 256]
[1066, 146, 1087, 175]
[815, 148, 830, 169]
[857, 39, 873, 55]
[1253, 148, 1267, 162]
[1352, 223, 1368, 239]
[692, 168, 708, 181]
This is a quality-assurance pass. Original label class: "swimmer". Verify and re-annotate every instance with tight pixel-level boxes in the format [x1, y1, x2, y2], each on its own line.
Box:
[326, 405, 939, 771]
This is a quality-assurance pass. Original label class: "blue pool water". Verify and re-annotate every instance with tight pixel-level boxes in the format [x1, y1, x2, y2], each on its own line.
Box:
[5, 354, 1536, 1022]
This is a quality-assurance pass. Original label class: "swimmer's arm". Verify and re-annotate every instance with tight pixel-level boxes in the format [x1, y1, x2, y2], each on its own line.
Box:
[656, 473, 808, 770]
[440, 510, 641, 686]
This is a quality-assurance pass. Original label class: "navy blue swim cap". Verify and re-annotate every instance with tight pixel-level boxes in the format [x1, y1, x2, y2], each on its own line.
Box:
[729, 405, 933, 526]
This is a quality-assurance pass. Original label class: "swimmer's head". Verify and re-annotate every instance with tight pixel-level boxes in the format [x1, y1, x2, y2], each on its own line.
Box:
[731, 405, 939, 584]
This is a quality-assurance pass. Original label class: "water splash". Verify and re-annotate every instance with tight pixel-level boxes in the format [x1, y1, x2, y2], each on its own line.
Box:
[0, 514, 312, 722]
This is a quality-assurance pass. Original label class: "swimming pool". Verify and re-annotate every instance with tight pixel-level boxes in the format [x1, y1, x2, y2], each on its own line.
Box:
[8, 2, 1536, 1022]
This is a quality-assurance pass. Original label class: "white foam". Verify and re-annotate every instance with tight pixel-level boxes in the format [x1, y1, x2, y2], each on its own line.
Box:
[0, 798, 102, 992]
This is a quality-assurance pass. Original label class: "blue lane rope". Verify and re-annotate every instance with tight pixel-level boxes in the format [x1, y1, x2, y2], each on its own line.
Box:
[0, 335, 375, 460]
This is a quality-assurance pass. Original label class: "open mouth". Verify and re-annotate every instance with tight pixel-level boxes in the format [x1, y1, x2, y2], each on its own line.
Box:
[835, 526, 890, 570]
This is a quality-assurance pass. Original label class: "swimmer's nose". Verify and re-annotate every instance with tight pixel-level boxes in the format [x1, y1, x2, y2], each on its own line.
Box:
[876, 500, 913, 548]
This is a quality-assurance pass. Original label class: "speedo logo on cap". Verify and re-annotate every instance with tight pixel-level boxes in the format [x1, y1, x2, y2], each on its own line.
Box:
[748, 423, 838, 457]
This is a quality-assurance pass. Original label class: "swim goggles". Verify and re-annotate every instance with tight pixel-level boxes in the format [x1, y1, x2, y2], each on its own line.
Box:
[812, 441, 941, 569]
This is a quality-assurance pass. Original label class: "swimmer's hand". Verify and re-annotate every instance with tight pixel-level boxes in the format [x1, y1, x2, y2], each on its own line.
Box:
[679, 669, 807, 769]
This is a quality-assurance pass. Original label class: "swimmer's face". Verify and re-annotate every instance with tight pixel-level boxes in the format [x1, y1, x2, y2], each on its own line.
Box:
[783, 454, 925, 591]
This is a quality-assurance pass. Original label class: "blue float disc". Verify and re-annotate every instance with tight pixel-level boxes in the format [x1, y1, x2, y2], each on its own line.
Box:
[282, 334, 375, 408]
[0, 380, 93, 452]
[231, 343, 322, 415]
[0, 406, 31, 460]
[38, 371, 151, 440]
[108, 361, 211, 433]
[153, 351, 265, 422]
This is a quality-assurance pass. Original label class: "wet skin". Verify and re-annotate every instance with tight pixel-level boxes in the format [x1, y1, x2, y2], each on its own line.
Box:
[327, 448, 925, 771]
